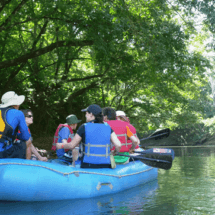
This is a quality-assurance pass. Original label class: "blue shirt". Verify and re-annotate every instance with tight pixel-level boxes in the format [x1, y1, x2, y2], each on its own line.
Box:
[58, 127, 70, 143]
[56, 127, 73, 157]
[0, 109, 31, 151]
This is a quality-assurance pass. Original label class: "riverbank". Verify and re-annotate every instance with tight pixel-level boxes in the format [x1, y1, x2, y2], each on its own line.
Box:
[32, 130, 215, 154]
[139, 130, 215, 147]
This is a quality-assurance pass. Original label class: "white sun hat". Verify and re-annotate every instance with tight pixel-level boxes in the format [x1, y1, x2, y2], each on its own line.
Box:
[0, 91, 25, 108]
[116, 110, 126, 117]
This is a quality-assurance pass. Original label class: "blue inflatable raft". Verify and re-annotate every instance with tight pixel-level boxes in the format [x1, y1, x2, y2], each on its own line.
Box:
[0, 158, 158, 201]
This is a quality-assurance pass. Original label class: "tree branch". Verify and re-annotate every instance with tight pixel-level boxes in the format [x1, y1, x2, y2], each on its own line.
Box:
[3, 62, 26, 92]
[66, 74, 104, 82]
[0, 18, 33, 32]
[0, 0, 28, 29]
[68, 81, 99, 101]
[0, 40, 94, 70]
[0, 0, 13, 14]
[31, 19, 49, 51]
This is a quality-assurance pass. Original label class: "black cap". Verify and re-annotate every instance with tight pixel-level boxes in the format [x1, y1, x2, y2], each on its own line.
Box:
[81, 104, 102, 116]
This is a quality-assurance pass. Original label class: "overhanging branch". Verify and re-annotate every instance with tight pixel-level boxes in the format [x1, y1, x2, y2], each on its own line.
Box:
[0, 40, 94, 70]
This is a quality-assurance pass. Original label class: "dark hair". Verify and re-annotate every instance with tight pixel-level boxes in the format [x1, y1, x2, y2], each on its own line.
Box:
[102, 107, 116, 120]
[21, 109, 33, 117]
[87, 111, 103, 123]
[94, 113, 103, 123]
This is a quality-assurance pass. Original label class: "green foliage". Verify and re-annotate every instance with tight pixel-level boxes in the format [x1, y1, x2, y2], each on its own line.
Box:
[0, 0, 211, 141]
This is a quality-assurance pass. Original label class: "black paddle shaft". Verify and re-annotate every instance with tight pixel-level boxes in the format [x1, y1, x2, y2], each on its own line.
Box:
[140, 132, 169, 141]
[117, 151, 173, 170]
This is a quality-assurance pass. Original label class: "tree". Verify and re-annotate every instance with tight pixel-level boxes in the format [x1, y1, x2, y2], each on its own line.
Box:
[0, 0, 210, 140]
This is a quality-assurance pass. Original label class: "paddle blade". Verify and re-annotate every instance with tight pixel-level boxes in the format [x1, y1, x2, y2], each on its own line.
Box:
[149, 128, 170, 140]
[135, 155, 172, 170]
[140, 128, 171, 141]
[133, 148, 174, 170]
[135, 148, 175, 160]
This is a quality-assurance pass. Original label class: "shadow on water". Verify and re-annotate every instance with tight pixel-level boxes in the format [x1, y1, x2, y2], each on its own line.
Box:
[0, 180, 158, 215]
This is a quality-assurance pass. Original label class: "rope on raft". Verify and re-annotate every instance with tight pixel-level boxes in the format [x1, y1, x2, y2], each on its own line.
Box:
[0, 162, 154, 178]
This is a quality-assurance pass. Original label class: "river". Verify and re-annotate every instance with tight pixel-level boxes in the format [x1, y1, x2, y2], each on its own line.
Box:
[0, 147, 215, 215]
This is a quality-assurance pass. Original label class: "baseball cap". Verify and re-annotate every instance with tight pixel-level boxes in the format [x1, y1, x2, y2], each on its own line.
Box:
[66, 114, 81, 124]
[116, 110, 126, 117]
[81, 104, 102, 116]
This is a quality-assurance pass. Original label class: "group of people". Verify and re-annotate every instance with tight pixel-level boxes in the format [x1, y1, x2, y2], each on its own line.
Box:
[53, 105, 140, 168]
[0, 91, 140, 169]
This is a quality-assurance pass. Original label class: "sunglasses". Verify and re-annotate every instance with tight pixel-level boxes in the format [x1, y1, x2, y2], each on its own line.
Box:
[26, 115, 33, 118]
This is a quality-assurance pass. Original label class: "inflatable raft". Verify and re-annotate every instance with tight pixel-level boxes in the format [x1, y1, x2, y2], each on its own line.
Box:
[0, 180, 159, 214]
[0, 158, 158, 202]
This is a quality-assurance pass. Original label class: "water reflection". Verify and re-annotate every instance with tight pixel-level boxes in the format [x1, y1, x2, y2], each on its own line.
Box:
[0, 180, 158, 215]
[155, 147, 215, 215]
[2, 147, 215, 214]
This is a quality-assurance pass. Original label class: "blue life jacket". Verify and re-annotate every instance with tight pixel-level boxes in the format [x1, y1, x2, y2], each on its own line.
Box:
[0, 107, 15, 151]
[83, 122, 111, 165]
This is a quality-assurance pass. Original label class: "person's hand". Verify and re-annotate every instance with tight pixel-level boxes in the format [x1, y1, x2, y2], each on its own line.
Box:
[40, 157, 48, 162]
[111, 149, 117, 156]
[129, 148, 135, 154]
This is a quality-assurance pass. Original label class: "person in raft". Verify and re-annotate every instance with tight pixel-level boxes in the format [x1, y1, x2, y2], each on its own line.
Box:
[0, 91, 32, 159]
[103, 107, 139, 164]
[16, 109, 48, 161]
[52, 114, 82, 166]
[56, 104, 121, 168]
[115, 110, 141, 151]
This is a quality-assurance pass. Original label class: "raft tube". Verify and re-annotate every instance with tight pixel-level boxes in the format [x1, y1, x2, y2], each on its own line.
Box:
[0, 158, 158, 201]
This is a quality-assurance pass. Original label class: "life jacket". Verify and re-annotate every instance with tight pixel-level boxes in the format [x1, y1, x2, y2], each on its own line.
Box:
[126, 123, 139, 150]
[83, 122, 111, 164]
[16, 128, 32, 141]
[106, 120, 132, 152]
[51, 124, 73, 151]
[0, 107, 15, 150]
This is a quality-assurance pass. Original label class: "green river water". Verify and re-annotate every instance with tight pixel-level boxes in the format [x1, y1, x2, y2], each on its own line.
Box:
[155, 146, 215, 215]
[1, 147, 215, 215]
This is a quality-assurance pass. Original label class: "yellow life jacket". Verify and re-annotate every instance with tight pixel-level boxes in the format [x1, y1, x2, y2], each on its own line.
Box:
[0, 107, 14, 146]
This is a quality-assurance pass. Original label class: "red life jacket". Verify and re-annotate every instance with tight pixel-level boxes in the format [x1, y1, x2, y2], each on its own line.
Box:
[106, 120, 132, 152]
[16, 128, 31, 141]
[51, 124, 73, 151]
[126, 123, 139, 150]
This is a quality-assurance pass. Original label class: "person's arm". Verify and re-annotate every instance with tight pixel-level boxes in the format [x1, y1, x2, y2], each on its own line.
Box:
[18, 112, 31, 141]
[56, 133, 82, 150]
[17, 112, 32, 159]
[126, 126, 138, 150]
[62, 139, 68, 144]
[111, 132, 121, 153]
[136, 136, 140, 146]
[59, 127, 70, 145]
[31, 144, 48, 161]
[26, 138, 32, 160]
[129, 136, 138, 149]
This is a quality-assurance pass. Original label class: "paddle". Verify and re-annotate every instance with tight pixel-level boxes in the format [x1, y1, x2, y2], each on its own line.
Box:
[140, 128, 170, 141]
[134, 147, 175, 161]
[116, 148, 173, 170]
